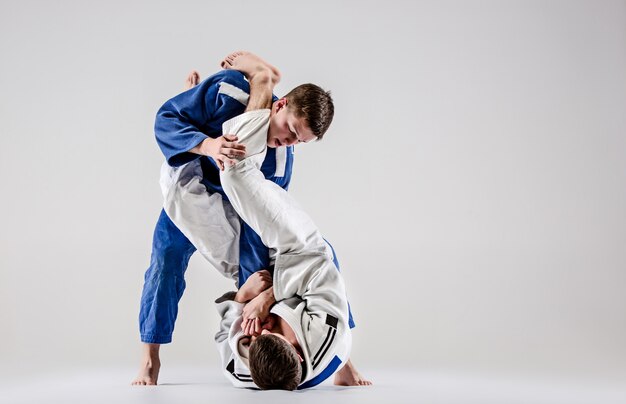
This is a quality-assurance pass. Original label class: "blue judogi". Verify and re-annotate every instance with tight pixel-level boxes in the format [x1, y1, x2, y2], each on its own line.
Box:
[139, 70, 353, 345]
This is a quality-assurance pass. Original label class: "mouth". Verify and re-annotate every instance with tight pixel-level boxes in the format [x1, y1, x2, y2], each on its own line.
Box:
[275, 139, 282, 147]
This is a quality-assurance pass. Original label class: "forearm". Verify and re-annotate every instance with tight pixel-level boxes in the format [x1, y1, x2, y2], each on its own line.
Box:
[262, 286, 275, 306]
[234, 288, 248, 303]
[235, 285, 274, 304]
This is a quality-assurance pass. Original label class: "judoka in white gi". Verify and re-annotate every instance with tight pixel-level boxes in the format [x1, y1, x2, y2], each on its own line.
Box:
[214, 109, 352, 389]
[215, 53, 370, 389]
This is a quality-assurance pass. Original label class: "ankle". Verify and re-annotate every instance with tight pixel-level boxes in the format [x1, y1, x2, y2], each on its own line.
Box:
[250, 68, 277, 86]
[142, 343, 161, 359]
[142, 356, 160, 366]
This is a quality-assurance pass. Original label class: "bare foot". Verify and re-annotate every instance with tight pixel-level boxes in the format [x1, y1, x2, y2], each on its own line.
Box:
[220, 51, 281, 84]
[131, 343, 161, 386]
[184, 70, 201, 90]
[334, 359, 372, 386]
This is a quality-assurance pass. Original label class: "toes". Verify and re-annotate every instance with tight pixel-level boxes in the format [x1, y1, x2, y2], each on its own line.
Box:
[226, 50, 247, 63]
[221, 55, 236, 68]
[186, 71, 198, 81]
[189, 71, 199, 84]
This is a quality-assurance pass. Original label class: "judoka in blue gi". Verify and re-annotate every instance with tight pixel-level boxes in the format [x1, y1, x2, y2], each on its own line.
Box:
[132, 52, 370, 388]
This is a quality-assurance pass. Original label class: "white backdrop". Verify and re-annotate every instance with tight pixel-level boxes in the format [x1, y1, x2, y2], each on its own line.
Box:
[0, 0, 625, 382]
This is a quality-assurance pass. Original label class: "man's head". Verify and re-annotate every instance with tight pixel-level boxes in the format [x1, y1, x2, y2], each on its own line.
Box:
[267, 84, 334, 148]
[249, 333, 302, 390]
[247, 314, 304, 390]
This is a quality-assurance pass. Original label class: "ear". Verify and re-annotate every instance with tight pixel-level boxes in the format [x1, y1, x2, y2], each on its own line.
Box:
[297, 353, 304, 363]
[275, 97, 288, 112]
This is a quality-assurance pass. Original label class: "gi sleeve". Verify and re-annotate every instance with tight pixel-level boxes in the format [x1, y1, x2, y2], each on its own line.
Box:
[214, 291, 243, 370]
[273, 253, 349, 328]
[214, 291, 258, 388]
[154, 70, 249, 167]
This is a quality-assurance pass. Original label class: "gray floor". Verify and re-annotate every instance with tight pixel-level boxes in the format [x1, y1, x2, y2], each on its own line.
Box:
[1, 366, 624, 404]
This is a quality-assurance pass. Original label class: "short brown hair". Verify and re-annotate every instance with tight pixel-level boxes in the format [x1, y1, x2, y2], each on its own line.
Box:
[249, 334, 302, 390]
[284, 84, 334, 140]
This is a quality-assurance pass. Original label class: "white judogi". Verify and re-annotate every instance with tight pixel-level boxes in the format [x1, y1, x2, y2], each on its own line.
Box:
[159, 160, 240, 281]
[215, 110, 352, 389]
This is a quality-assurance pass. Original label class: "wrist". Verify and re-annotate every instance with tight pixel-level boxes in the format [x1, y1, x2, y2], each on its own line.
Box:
[262, 287, 276, 304]
[190, 137, 213, 156]
[234, 289, 249, 303]
[199, 137, 214, 156]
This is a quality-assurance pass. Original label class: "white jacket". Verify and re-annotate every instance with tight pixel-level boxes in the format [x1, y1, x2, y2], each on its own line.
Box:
[159, 158, 240, 282]
[216, 110, 352, 388]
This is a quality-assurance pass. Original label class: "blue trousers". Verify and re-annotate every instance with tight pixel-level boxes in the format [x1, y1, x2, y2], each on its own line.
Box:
[139, 209, 354, 344]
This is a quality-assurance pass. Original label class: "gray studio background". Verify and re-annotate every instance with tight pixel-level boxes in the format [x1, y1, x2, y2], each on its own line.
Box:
[1, 0, 624, 383]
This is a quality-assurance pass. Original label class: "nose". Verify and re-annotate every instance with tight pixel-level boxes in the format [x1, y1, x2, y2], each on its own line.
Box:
[281, 133, 298, 146]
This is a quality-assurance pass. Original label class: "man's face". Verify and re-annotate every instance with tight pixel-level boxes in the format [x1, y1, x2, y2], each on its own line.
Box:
[267, 98, 316, 148]
[249, 315, 304, 363]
